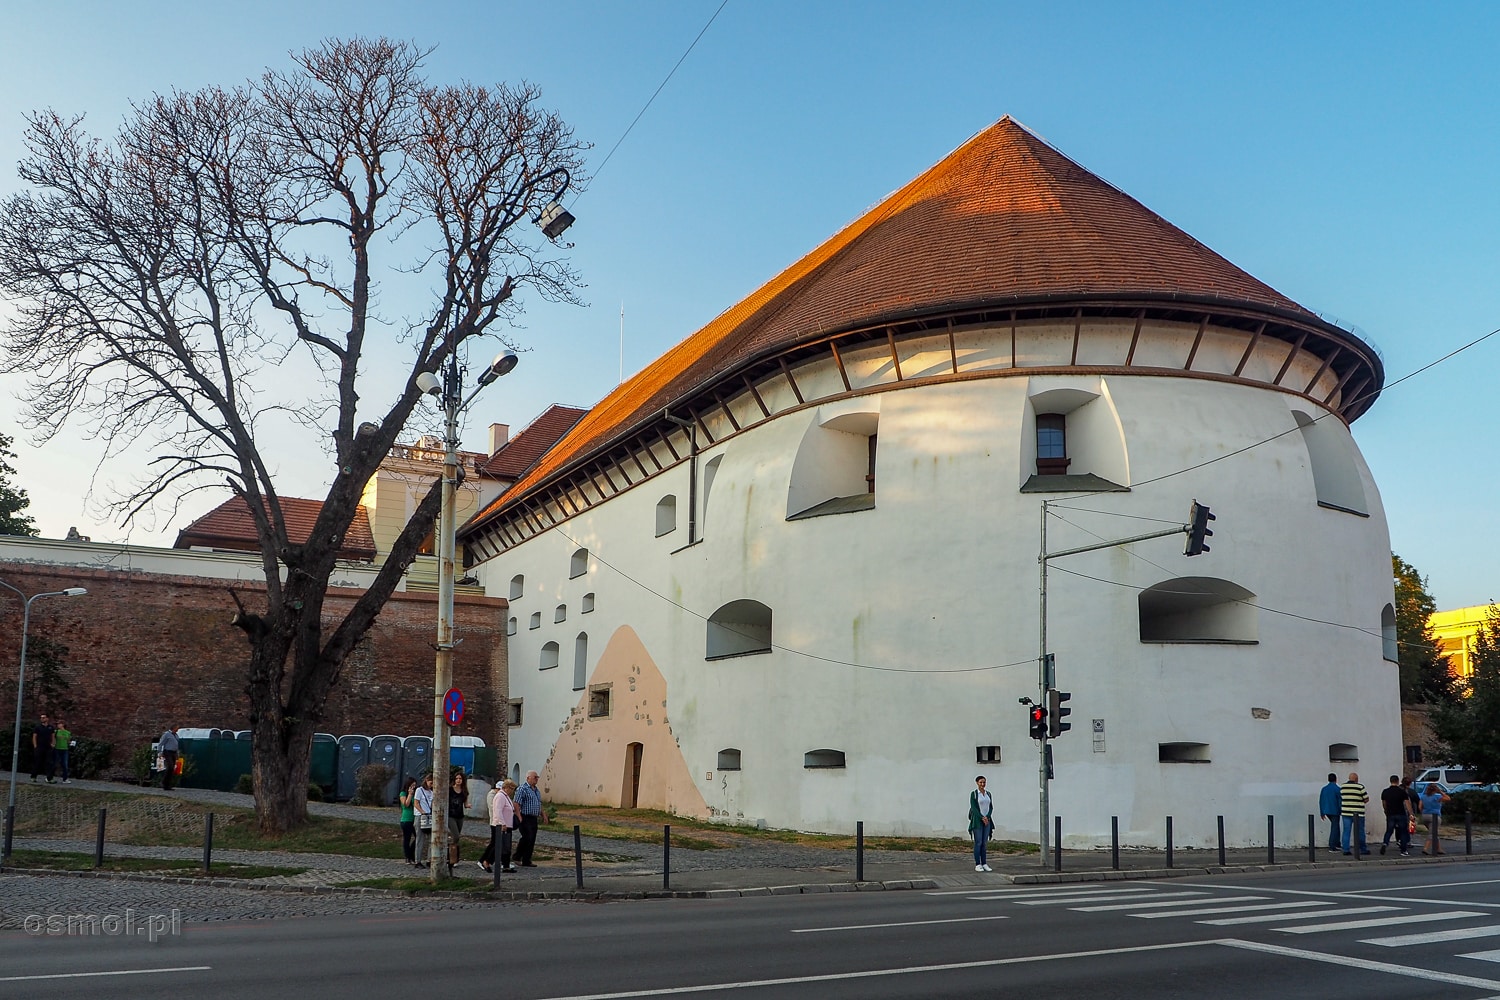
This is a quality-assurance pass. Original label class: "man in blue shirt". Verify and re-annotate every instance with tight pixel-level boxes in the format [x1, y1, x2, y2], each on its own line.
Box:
[513, 769, 548, 867]
[1319, 773, 1341, 851]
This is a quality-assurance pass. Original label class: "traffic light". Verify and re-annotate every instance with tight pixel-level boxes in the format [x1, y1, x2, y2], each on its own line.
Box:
[1185, 500, 1215, 556]
[1028, 703, 1047, 740]
[1046, 689, 1072, 738]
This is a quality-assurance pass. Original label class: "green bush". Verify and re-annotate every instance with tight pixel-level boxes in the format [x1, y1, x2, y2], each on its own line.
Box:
[68, 737, 112, 779]
[307, 783, 324, 802]
[235, 773, 254, 795]
[352, 763, 394, 806]
[130, 745, 155, 785]
[1449, 790, 1500, 824]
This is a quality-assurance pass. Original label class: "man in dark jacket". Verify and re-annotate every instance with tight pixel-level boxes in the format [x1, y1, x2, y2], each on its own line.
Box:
[1379, 774, 1412, 856]
[30, 714, 55, 783]
[1319, 773, 1341, 851]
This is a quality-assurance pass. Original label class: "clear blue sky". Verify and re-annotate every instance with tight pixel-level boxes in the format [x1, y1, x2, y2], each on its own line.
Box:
[1, 2, 1496, 609]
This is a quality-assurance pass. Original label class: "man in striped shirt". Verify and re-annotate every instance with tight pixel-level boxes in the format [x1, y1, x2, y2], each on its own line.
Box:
[1340, 772, 1370, 856]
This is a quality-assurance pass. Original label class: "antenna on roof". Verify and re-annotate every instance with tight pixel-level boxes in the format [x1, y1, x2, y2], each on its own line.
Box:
[619, 302, 625, 385]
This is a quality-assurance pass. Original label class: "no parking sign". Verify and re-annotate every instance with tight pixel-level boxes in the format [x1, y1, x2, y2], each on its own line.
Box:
[443, 687, 465, 727]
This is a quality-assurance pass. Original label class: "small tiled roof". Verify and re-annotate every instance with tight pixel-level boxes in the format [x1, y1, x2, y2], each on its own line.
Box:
[174, 495, 377, 562]
[470, 116, 1372, 529]
[480, 405, 588, 479]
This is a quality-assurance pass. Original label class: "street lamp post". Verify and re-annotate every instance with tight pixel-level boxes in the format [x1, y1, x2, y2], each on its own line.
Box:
[416, 350, 518, 881]
[2, 580, 87, 861]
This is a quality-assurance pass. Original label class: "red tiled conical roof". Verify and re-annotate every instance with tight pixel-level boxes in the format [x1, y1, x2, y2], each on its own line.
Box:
[472, 116, 1371, 527]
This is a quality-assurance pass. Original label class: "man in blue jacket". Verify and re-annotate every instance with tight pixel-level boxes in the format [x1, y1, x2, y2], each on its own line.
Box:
[1319, 773, 1341, 851]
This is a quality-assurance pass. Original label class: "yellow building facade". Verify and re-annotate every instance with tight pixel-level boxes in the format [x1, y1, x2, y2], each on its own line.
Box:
[1431, 605, 1495, 678]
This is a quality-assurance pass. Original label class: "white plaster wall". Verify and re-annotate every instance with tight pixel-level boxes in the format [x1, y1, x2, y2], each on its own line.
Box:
[481, 355, 1397, 847]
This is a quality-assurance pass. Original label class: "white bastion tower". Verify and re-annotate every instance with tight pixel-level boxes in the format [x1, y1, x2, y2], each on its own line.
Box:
[462, 117, 1397, 848]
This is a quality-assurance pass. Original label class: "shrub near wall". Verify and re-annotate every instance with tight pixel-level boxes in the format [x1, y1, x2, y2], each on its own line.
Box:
[1448, 790, 1500, 824]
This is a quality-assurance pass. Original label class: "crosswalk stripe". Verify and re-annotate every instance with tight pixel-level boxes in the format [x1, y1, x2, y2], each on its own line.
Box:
[1364, 925, 1500, 947]
[1200, 905, 1400, 926]
[1278, 911, 1485, 935]
[1135, 901, 1336, 920]
[1016, 890, 1205, 907]
[1459, 949, 1500, 964]
[928, 885, 1157, 899]
[1075, 895, 1263, 913]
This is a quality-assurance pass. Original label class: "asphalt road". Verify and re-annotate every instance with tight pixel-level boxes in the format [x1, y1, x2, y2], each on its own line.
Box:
[9, 863, 1500, 998]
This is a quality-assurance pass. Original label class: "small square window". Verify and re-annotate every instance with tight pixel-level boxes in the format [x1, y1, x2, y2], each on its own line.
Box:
[588, 685, 611, 719]
[976, 745, 1002, 764]
[507, 699, 523, 727]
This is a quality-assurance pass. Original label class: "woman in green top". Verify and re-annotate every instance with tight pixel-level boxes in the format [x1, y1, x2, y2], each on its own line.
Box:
[398, 776, 418, 865]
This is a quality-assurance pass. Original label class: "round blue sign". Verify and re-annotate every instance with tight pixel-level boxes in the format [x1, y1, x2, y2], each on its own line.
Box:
[443, 687, 465, 727]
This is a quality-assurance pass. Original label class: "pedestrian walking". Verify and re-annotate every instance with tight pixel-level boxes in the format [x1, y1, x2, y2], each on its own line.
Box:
[398, 776, 419, 865]
[1340, 772, 1369, 856]
[968, 775, 994, 872]
[1420, 782, 1451, 855]
[446, 770, 470, 876]
[159, 726, 180, 790]
[413, 773, 435, 868]
[1379, 774, 1411, 856]
[30, 714, 56, 783]
[1319, 772, 1341, 851]
[52, 719, 72, 782]
[480, 778, 518, 873]
[513, 769, 548, 867]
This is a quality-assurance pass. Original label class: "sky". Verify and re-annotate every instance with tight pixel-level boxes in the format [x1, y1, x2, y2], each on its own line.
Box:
[0, 2, 1496, 610]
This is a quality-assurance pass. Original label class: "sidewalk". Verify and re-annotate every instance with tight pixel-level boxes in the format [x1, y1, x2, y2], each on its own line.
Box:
[5, 778, 1496, 900]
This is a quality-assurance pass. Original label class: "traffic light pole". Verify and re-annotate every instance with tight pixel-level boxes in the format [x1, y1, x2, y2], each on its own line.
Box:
[1037, 499, 1193, 865]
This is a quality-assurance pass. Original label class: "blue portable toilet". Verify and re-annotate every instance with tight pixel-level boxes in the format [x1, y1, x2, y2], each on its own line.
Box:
[449, 735, 485, 775]
[335, 735, 371, 802]
[401, 736, 432, 784]
[369, 735, 403, 805]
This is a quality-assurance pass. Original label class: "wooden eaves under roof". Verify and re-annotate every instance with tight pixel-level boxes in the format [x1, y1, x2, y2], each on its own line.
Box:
[462, 116, 1383, 551]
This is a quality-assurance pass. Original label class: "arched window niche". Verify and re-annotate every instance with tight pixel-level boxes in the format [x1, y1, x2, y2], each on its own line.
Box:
[570, 548, 589, 579]
[786, 409, 878, 520]
[1380, 603, 1398, 663]
[509, 574, 525, 600]
[573, 632, 589, 691]
[1293, 410, 1369, 516]
[804, 749, 846, 769]
[656, 495, 677, 537]
[706, 600, 773, 660]
[717, 748, 742, 771]
[540, 641, 559, 671]
[1138, 577, 1258, 644]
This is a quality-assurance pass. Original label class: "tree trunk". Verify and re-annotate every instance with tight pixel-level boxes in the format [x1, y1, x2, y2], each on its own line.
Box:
[250, 708, 315, 834]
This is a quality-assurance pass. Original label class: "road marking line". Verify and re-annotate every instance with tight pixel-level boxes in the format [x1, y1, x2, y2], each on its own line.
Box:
[1222, 938, 1500, 990]
[791, 915, 1009, 934]
[0, 967, 212, 983]
[1076, 895, 1264, 913]
[928, 885, 1156, 898]
[1016, 890, 1204, 906]
[1201, 905, 1401, 926]
[1365, 925, 1500, 947]
[1175, 880, 1500, 910]
[1135, 901, 1335, 919]
[534, 940, 1221, 999]
[1277, 910, 1485, 934]
[1460, 950, 1500, 964]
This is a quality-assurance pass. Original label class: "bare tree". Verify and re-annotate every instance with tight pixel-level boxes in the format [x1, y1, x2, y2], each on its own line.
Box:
[0, 38, 586, 831]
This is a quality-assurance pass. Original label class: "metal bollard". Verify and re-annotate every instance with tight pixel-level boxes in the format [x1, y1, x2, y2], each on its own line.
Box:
[1111, 816, 1119, 871]
[1267, 815, 1275, 865]
[1166, 816, 1173, 869]
[95, 808, 107, 868]
[1053, 816, 1062, 873]
[573, 825, 583, 889]
[2, 804, 14, 863]
[856, 821, 864, 883]
[1217, 815, 1225, 867]
[663, 825, 671, 890]
[202, 812, 213, 873]
[1467, 812, 1474, 855]
[1307, 814, 1315, 863]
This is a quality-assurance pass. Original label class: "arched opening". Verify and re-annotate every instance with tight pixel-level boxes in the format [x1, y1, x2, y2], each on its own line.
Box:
[656, 495, 677, 536]
[701, 455, 724, 533]
[573, 632, 589, 691]
[1139, 577, 1257, 643]
[570, 547, 589, 578]
[1293, 410, 1368, 515]
[1159, 742, 1211, 763]
[622, 742, 643, 808]
[717, 748, 742, 771]
[804, 749, 846, 769]
[1329, 743, 1359, 762]
[582, 592, 595, 613]
[509, 574, 525, 600]
[539, 641, 559, 671]
[554, 603, 567, 623]
[1381, 603, 1398, 663]
[786, 410, 878, 520]
[707, 600, 773, 659]
[506, 616, 517, 637]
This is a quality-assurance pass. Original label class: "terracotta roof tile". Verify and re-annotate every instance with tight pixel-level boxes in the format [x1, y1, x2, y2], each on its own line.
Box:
[174, 495, 377, 562]
[471, 117, 1365, 528]
[480, 404, 588, 479]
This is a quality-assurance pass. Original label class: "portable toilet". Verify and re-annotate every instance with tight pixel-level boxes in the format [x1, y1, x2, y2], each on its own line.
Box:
[335, 735, 370, 801]
[235, 730, 252, 741]
[401, 736, 432, 784]
[369, 735, 403, 805]
[217, 729, 237, 739]
[449, 735, 485, 775]
[310, 733, 338, 796]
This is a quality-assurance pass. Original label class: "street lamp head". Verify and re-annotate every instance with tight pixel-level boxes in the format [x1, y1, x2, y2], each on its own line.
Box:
[537, 200, 575, 241]
[476, 350, 519, 386]
[415, 371, 443, 398]
[61, 588, 86, 597]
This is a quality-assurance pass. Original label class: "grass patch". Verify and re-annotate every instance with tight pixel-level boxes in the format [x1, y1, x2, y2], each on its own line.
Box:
[334, 875, 498, 893]
[5, 849, 306, 879]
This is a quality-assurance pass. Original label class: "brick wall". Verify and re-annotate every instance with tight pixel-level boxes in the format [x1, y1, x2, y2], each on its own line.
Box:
[0, 561, 508, 772]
